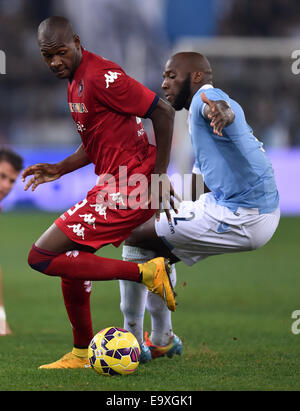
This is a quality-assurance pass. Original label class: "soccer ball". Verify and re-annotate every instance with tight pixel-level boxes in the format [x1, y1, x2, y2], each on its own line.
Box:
[88, 327, 141, 376]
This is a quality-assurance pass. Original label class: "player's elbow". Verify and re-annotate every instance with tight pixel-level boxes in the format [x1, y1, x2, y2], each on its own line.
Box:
[227, 108, 235, 126]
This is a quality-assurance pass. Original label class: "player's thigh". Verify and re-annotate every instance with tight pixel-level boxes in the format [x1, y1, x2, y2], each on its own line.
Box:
[35, 223, 95, 253]
[124, 216, 179, 262]
[245, 207, 280, 249]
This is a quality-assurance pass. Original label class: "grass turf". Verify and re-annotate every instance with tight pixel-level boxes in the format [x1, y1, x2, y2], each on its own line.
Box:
[0, 212, 300, 391]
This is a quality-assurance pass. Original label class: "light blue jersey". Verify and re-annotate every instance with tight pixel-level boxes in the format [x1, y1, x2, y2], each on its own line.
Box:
[190, 85, 279, 214]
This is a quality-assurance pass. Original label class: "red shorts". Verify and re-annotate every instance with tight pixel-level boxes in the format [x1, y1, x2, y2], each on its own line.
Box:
[55, 194, 155, 250]
[55, 145, 156, 250]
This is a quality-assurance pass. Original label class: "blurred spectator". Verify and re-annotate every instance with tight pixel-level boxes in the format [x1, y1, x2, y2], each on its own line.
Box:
[54, 0, 170, 92]
[215, 0, 300, 148]
[218, 0, 300, 37]
[0, 146, 23, 335]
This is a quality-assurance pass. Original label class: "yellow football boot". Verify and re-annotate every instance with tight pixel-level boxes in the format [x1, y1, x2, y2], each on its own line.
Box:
[139, 257, 176, 312]
[39, 348, 89, 369]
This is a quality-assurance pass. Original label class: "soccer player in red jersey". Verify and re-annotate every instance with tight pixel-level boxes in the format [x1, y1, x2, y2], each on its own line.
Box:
[22, 16, 177, 369]
[0, 147, 23, 336]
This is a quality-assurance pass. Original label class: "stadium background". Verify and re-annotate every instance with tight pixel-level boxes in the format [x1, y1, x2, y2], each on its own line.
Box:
[1, 0, 299, 214]
[1, 0, 300, 392]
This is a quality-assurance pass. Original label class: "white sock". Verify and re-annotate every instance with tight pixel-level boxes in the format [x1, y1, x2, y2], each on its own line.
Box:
[146, 264, 177, 346]
[120, 246, 156, 344]
[0, 305, 7, 335]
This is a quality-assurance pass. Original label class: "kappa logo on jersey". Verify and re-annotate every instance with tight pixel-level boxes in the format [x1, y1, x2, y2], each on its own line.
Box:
[109, 192, 126, 207]
[104, 71, 122, 88]
[67, 223, 85, 239]
[136, 117, 145, 137]
[90, 203, 107, 220]
[79, 213, 96, 229]
[66, 250, 79, 258]
[84, 281, 92, 293]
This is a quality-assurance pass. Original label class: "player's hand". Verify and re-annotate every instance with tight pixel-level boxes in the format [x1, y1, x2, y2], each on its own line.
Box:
[152, 173, 181, 222]
[201, 92, 235, 136]
[22, 163, 62, 191]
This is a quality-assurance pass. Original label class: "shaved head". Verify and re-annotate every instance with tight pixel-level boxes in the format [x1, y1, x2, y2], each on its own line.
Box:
[169, 52, 212, 82]
[37, 16, 82, 80]
[38, 16, 75, 46]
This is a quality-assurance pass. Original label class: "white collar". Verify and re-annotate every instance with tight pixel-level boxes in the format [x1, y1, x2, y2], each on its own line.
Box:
[199, 84, 213, 91]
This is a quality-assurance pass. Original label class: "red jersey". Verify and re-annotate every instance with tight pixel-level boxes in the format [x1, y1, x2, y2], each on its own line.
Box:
[67, 48, 158, 179]
[56, 49, 158, 248]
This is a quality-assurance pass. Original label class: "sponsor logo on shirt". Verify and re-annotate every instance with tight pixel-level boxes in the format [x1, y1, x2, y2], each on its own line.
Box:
[69, 102, 88, 113]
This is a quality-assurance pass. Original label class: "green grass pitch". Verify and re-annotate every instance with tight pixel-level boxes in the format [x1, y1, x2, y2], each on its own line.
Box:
[0, 212, 300, 391]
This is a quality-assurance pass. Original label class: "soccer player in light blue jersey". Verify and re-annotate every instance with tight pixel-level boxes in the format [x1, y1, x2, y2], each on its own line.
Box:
[119, 52, 280, 362]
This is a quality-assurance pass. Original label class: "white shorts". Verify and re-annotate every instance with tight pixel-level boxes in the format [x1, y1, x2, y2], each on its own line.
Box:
[155, 192, 280, 266]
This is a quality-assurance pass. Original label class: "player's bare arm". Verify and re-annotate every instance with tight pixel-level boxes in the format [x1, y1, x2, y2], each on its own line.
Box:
[201, 92, 235, 136]
[148, 98, 179, 221]
[22, 143, 91, 191]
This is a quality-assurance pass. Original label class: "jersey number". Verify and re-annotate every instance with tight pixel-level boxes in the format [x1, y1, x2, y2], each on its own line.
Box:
[173, 212, 195, 225]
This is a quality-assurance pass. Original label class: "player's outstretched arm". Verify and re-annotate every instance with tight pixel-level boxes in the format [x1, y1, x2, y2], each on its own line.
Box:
[22, 144, 91, 191]
[201, 92, 235, 136]
[148, 98, 180, 221]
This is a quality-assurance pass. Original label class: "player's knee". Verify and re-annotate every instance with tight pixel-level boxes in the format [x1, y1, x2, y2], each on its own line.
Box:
[27, 244, 57, 274]
[120, 293, 140, 318]
[120, 299, 128, 316]
[120, 299, 137, 320]
[124, 230, 141, 247]
[124, 217, 157, 249]
[120, 290, 144, 320]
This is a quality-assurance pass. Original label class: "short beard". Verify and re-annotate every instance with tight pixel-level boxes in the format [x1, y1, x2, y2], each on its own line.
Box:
[173, 73, 191, 111]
